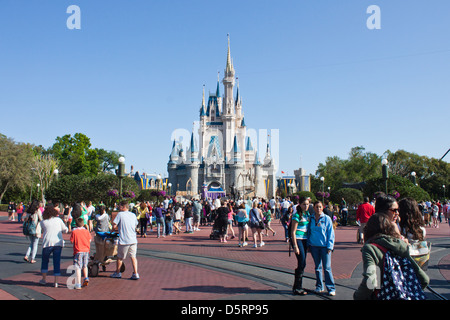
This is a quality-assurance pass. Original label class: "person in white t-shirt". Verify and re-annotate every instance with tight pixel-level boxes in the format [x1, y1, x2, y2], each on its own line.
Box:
[111, 200, 139, 280]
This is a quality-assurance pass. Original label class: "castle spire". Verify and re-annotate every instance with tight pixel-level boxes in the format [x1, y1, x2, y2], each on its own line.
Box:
[226, 34, 234, 74]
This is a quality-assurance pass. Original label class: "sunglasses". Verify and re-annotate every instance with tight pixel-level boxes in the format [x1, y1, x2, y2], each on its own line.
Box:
[389, 208, 399, 213]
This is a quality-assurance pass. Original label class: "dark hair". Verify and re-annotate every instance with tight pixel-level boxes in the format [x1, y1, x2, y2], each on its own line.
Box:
[71, 203, 82, 220]
[364, 212, 401, 243]
[26, 200, 40, 214]
[119, 200, 129, 208]
[313, 200, 323, 207]
[398, 198, 425, 241]
[298, 197, 310, 205]
[42, 206, 60, 220]
[75, 217, 85, 227]
[98, 205, 106, 214]
[374, 194, 397, 214]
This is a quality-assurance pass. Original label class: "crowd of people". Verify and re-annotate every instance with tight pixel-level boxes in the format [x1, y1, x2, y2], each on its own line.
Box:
[8, 193, 449, 299]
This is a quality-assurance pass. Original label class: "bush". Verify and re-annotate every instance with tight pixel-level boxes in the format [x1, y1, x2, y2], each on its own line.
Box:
[330, 188, 363, 206]
[294, 191, 317, 203]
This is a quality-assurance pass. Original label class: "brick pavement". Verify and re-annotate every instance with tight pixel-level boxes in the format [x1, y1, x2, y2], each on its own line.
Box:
[1, 211, 449, 300]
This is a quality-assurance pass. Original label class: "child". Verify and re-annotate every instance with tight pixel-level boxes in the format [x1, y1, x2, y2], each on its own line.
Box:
[70, 217, 91, 289]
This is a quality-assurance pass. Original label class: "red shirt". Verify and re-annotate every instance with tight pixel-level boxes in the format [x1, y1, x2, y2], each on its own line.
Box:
[356, 202, 375, 224]
[70, 227, 91, 255]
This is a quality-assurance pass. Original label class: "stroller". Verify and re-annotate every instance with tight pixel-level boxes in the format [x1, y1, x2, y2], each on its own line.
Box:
[209, 219, 221, 240]
[88, 231, 125, 277]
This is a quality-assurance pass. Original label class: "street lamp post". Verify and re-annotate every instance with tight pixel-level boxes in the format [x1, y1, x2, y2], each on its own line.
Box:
[117, 157, 126, 198]
[168, 183, 172, 196]
[157, 174, 162, 191]
[411, 171, 416, 185]
[443, 185, 446, 200]
[320, 176, 325, 203]
[381, 158, 388, 194]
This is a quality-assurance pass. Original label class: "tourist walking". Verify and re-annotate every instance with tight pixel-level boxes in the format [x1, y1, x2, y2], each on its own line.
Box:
[111, 200, 139, 280]
[263, 206, 275, 236]
[235, 203, 249, 247]
[249, 202, 264, 248]
[308, 200, 335, 296]
[431, 201, 439, 228]
[226, 202, 236, 239]
[216, 200, 230, 243]
[23, 200, 43, 264]
[70, 217, 91, 289]
[165, 204, 174, 235]
[136, 202, 149, 237]
[173, 203, 183, 234]
[184, 202, 194, 233]
[153, 203, 166, 238]
[193, 199, 202, 231]
[356, 197, 375, 244]
[39, 205, 69, 287]
[290, 197, 311, 295]
[353, 212, 429, 300]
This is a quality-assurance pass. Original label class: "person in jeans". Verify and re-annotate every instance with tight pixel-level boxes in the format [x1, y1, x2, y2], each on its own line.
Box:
[307, 200, 335, 296]
[153, 203, 166, 238]
[39, 205, 69, 287]
[290, 197, 311, 295]
[24, 200, 43, 264]
[111, 200, 139, 280]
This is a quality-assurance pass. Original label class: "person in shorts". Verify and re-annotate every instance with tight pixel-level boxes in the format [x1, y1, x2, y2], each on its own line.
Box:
[111, 200, 139, 280]
[70, 217, 91, 289]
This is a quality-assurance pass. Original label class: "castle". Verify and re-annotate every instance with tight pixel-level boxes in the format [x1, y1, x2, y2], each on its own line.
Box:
[167, 37, 276, 200]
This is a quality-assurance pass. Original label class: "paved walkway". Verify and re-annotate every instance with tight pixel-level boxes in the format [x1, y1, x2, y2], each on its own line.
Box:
[0, 211, 449, 302]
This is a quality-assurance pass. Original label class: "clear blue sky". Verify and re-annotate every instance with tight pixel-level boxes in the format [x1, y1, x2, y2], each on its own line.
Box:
[1, 0, 449, 179]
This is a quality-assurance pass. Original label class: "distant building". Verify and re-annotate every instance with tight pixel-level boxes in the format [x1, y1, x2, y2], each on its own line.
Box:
[167, 37, 276, 199]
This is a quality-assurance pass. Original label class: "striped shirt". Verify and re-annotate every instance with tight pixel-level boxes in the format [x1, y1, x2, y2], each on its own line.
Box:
[291, 212, 310, 240]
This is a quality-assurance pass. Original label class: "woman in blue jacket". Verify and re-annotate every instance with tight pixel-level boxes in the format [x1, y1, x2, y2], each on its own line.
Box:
[308, 200, 336, 296]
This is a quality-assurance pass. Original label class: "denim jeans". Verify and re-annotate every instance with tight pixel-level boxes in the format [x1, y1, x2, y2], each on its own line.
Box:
[155, 217, 165, 237]
[165, 219, 173, 235]
[292, 238, 308, 272]
[25, 236, 39, 260]
[309, 246, 335, 292]
[185, 217, 193, 232]
[41, 246, 63, 276]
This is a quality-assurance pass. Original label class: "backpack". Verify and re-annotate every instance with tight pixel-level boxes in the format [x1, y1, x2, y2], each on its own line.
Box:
[23, 214, 37, 236]
[372, 243, 426, 300]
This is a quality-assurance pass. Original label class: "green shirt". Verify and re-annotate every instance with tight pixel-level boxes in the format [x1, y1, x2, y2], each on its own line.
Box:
[291, 212, 310, 240]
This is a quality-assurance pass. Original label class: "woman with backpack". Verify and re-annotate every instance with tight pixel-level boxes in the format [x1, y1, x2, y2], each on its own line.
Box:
[354, 212, 429, 300]
[23, 200, 43, 264]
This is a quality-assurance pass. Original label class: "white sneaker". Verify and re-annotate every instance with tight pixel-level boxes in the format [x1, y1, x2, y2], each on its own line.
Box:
[242, 242, 248, 247]
[259, 241, 265, 247]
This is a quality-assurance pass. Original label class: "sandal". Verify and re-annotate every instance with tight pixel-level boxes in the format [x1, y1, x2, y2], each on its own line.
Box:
[24, 257, 29, 262]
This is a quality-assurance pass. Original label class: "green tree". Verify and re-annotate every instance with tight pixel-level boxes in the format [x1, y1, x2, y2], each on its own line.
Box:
[95, 148, 123, 173]
[364, 174, 430, 202]
[386, 150, 449, 199]
[50, 133, 99, 177]
[31, 154, 59, 203]
[314, 146, 381, 193]
[0, 134, 34, 203]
